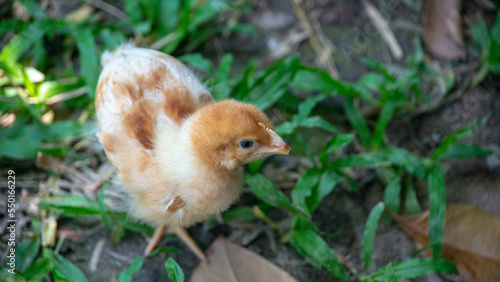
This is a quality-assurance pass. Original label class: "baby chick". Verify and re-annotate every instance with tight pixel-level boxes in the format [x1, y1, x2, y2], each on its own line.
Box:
[95, 46, 290, 258]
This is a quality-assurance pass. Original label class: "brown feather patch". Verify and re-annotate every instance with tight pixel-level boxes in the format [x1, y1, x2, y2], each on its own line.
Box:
[123, 100, 157, 150]
[101, 133, 117, 153]
[167, 196, 185, 213]
[198, 93, 213, 106]
[163, 86, 195, 123]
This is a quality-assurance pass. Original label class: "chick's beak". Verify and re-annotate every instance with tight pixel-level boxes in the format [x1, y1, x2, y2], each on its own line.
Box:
[263, 130, 290, 155]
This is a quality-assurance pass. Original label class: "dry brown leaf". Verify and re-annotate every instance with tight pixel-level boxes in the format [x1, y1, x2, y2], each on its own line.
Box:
[190, 236, 297, 282]
[393, 204, 500, 281]
[422, 0, 466, 60]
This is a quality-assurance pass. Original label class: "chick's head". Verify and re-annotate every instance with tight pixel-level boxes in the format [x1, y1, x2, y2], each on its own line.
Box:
[189, 100, 290, 171]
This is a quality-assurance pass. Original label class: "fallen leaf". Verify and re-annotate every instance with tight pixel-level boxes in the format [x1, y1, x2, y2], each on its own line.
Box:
[422, 0, 466, 60]
[393, 204, 500, 281]
[190, 236, 297, 282]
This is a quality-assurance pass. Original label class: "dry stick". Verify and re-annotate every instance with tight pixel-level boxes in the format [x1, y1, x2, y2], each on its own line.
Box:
[361, 0, 403, 60]
[89, 238, 106, 272]
[83, 0, 144, 45]
[290, 0, 340, 79]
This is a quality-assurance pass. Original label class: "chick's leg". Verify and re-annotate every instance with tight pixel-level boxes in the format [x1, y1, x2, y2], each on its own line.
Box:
[144, 225, 206, 261]
[144, 224, 166, 255]
[173, 227, 207, 261]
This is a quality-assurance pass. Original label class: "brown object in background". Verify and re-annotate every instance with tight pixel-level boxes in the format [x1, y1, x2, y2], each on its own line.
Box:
[422, 0, 466, 60]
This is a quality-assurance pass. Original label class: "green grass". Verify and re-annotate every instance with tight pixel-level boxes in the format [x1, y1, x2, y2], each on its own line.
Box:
[1, 1, 497, 281]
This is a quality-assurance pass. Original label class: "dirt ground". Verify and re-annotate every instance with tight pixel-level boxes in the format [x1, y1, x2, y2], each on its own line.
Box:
[3, 0, 500, 281]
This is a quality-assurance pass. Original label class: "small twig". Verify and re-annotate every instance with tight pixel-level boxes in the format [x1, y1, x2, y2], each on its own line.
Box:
[290, 0, 340, 79]
[82, 0, 128, 21]
[44, 87, 87, 105]
[150, 33, 177, 50]
[89, 238, 106, 272]
[361, 0, 403, 59]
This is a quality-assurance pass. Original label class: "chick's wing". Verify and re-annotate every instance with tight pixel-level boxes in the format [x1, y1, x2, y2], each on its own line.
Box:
[95, 46, 213, 186]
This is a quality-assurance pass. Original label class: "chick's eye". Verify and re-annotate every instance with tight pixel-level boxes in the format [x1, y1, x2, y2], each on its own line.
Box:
[239, 140, 254, 149]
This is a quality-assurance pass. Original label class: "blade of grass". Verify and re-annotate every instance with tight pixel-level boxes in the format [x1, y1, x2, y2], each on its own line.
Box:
[372, 100, 397, 148]
[433, 117, 488, 159]
[344, 98, 372, 148]
[291, 168, 321, 214]
[165, 257, 184, 282]
[211, 53, 233, 101]
[291, 228, 349, 281]
[404, 177, 421, 214]
[246, 174, 307, 217]
[50, 250, 89, 282]
[363, 258, 457, 281]
[384, 263, 398, 282]
[437, 143, 492, 160]
[427, 164, 446, 259]
[361, 202, 385, 270]
[382, 170, 402, 213]
[75, 29, 99, 98]
[16, 237, 41, 273]
[116, 256, 145, 282]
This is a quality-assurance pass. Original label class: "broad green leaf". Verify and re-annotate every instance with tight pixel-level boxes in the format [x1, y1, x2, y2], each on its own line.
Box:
[291, 228, 348, 281]
[39, 194, 100, 216]
[356, 72, 386, 93]
[379, 147, 427, 179]
[298, 116, 339, 133]
[116, 256, 145, 282]
[291, 66, 353, 94]
[0, 21, 49, 73]
[50, 251, 89, 282]
[326, 134, 354, 154]
[433, 117, 488, 159]
[344, 98, 372, 148]
[243, 56, 299, 110]
[363, 258, 457, 281]
[37, 78, 86, 101]
[320, 134, 354, 167]
[158, 0, 181, 35]
[222, 206, 257, 223]
[384, 263, 398, 282]
[211, 53, 233, 101]
[165, 257, 184, 282]
[21, 257, 53, 280]
[291, 168, 321, 214]
[178, 53, 214, 73]
[361, 202, 385, 270]
[294, 94, 328, 122]
[124, 0, 142, 23]
[75, 29, 99, 98]
[18, 0, 46, 19]
[16, 236, 40, 273]
[427, 164, 446, 258]
[246, 174, 306, 217]
[311, 170, 341, 212]
[0, 138, 41, 160]
[110, 212, 155, 235]
[361, 58, 396, 82]
[438, 143, 492, 160]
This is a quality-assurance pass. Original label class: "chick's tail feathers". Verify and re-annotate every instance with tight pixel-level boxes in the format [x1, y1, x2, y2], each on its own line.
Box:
[100, 42, 136, 67]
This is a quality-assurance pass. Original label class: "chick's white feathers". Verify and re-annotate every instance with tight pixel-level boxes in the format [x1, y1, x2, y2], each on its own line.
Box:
[96, 46, 289, 228]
